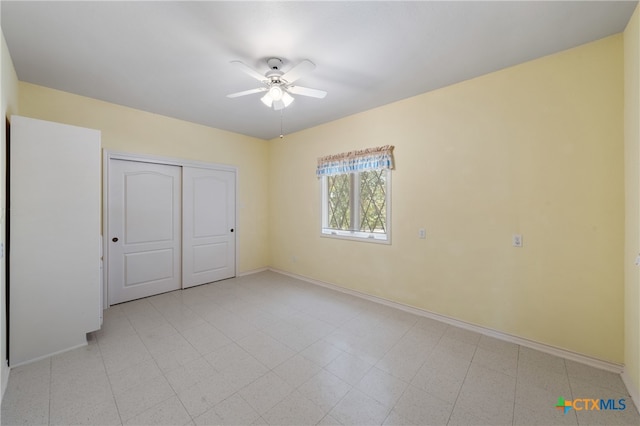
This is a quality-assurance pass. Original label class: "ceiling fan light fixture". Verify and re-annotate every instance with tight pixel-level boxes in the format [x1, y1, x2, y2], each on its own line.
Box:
[282, 91, 294, 107]
[268, 85, 284, 101]
[261, 85, 294, 110]
[260, 93, 273, 107]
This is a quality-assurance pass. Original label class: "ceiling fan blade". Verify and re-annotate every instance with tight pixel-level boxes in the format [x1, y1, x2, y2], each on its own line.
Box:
[281, 59, 315, 83]
[230, 60, 266, 82]
[288, 85, 327, 99]
[226, 87, 267, 98]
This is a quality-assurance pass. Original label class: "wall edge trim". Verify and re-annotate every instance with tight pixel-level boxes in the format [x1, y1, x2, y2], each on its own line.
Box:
[622, 369, 640, 415]
[1, 360, 9, 403]
[267, 268, 624, 374]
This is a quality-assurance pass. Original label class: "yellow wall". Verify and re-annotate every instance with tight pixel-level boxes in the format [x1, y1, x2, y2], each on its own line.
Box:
[269, 35, 625, 363]
[4, 22, 630, 369]
[624, 4, 640, 403]
[17, 83, 270, 274]
[1, 27, 20, 395]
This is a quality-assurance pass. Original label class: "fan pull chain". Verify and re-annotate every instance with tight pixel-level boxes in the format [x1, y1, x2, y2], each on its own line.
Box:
[280, 109, 284, 139]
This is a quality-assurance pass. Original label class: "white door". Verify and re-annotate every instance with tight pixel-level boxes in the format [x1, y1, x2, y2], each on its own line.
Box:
[10, 116, 101, 366]
[108, 160, 181, 304]
[183, 167, 236, 288]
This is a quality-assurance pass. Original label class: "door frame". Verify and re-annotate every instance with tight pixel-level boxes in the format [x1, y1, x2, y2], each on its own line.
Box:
[103, 150, 238, 309]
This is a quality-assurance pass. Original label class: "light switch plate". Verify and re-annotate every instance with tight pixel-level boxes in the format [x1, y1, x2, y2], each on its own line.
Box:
[512, 234, 523, 247]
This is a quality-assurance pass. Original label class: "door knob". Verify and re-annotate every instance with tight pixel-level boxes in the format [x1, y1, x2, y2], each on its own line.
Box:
[230, 229, 234, 233]
[112, 237, 119, 242]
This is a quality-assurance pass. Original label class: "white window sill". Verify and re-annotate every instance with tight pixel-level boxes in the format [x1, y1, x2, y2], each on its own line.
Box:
[320, 229, 390, 245]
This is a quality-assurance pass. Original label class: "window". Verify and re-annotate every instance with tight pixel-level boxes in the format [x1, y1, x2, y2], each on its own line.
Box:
[322, 170, 390, 241]
[317, 145, 394, 243]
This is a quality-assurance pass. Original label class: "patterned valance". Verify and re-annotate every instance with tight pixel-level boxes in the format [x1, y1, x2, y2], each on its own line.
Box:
[316, 145, 395, 177]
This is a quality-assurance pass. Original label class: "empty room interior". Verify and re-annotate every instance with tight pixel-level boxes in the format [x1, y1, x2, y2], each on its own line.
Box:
[1, 1, 640, 425]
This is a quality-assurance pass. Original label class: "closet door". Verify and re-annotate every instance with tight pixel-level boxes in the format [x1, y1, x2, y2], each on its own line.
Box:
[182, 167, 236, 288]
[10, 116, 101, 366]
[108, 160, 181, 304]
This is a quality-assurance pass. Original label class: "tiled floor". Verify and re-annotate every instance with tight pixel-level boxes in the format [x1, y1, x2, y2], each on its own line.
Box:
[1, 271, 639, 425]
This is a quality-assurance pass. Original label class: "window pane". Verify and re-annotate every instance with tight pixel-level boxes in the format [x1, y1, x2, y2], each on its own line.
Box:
[327, 174, 351, 230]
[359, 170, 386, 233]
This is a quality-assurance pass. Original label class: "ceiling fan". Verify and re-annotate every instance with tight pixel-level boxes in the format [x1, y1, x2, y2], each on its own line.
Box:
[226, 58, 327, 110]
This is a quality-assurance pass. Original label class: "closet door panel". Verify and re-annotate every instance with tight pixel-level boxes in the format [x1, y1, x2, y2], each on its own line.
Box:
[183, 167, 236, 288]
[108, 160, 181, 305]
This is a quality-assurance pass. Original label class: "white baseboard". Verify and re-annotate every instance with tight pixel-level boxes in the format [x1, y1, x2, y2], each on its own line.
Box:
[237, 267, 269, 277]
[622, 369, 640, 414]
[8, 341, 88, 369]
[1, 360, 9, 403]
[269, 268, 624, 374]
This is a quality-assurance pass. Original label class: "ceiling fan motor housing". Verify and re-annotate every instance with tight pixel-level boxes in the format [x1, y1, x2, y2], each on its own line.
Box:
[267, 58, 283, 70]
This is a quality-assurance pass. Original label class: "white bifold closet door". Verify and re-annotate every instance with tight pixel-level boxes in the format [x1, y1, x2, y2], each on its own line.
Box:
[107, 158, 236, 305]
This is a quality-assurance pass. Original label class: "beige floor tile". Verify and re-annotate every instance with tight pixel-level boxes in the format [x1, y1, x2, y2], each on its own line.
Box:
[51, 342, 105, 380]
[325, 351, 374, 386]
[175, 371, 235, 418]
[375, 346, 426, 383]
[152, 340, 202, 373]
[273, 354, 322, 388]
[393, 385, 453, 425]
[262, 390, 326, 425]
[298, 369, 352, 413]
[300, 340, 345, 367]
[99, 333, 153, 375]
[107, 357, 163, 395]
[413, 316, 449, 335]
[163, 307, 207, 332]
[355, 366, 408, 408]
[123, 395, 191, 426]
[317, 413, 344, 425]
[164, 356, 217, 394]
[49, 388, 121, 426]
[566, 360, 629, 395]
[329, 388, 391, 426]
[237, 330, 296, 369]
[207, 393, 261, 425]
[448, 405, 507, 426]
[238, 371, 294, 415]
[472, 345, 518, 376]
[514, 400, 579, 425]
[382, 409, 414, 425]
[517, 359, 572, 395]
[477, 334, 519, 356]
[519, 346, 567, 375]
[206, 311, 259, 341]
[442, 326, 482, 345]
[3, 271, 639, 426]
[1, 360, 50, 426]
[411, 363, 465, 404]
[50, 370, 113, 412]
[180, 322, 232, 355]
[114, 375, 175, 421]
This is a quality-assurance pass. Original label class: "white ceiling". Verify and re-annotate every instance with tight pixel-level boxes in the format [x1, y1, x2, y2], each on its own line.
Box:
[1, 1, 637, 140]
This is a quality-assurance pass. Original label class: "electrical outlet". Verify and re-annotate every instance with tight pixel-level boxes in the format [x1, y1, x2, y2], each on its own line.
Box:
[512, 234, 523, 248]
[418, 228, 426, 239]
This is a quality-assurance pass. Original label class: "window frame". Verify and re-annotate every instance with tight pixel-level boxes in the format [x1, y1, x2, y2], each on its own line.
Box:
[320, 169, 392, 244]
